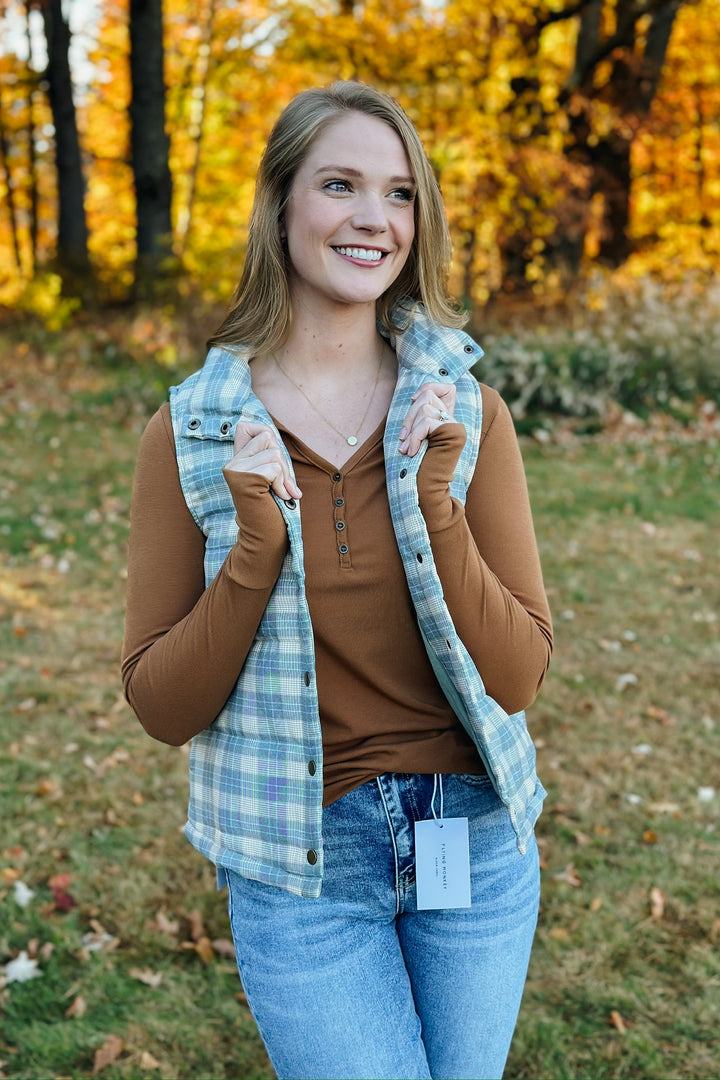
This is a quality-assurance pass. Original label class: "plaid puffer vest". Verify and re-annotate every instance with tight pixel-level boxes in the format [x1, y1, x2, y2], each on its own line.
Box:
[170, 308, 545, 897]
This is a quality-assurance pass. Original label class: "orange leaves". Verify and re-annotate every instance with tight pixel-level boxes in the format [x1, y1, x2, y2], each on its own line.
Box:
[93, 1034, 124, 1076]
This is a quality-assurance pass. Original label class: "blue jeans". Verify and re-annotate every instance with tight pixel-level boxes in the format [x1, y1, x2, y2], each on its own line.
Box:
[225, 773, 540, 1080]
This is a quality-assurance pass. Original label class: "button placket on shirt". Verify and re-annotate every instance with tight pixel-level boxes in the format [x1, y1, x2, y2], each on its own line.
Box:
[331, 471, 351, 566]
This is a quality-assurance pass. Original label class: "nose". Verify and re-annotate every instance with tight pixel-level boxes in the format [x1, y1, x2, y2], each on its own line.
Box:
[352, 192, 388, 233]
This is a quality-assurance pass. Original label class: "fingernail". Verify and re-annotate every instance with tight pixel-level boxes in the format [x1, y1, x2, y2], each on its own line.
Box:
[399, 427, 407, 440]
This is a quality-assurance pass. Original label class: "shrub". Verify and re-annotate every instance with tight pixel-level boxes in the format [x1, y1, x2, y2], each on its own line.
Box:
[474, 278, 720, 420]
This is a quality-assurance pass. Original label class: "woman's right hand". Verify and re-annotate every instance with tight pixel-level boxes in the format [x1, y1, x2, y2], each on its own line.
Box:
[225, 422, 302, 502]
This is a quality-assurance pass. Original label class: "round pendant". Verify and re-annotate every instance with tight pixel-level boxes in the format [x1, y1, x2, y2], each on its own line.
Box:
[347, 435, 358, 446]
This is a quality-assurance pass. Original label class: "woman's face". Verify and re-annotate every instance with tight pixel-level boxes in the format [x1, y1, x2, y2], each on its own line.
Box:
[283, 112, 416, 316]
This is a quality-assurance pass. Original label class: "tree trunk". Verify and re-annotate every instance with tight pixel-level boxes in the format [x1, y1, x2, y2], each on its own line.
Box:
[25, 0, 38, 274]
[563, 1, 681, 269]
[129, 0, 174, 290]
[41, 0, 90, 275]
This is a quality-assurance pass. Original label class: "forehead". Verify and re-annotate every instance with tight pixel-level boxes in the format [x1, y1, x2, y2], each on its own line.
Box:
[299, 112, 413, 174]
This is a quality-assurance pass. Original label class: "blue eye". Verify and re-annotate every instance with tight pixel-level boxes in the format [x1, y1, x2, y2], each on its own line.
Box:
[324, 180, 351, 193]
[392, 187, 415, 202]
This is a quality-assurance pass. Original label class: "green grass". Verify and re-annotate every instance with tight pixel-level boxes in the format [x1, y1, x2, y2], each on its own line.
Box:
[1, 324, 718, 1079]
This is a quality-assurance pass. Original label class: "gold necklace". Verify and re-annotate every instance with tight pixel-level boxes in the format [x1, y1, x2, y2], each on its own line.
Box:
[273, 345, 384, 447]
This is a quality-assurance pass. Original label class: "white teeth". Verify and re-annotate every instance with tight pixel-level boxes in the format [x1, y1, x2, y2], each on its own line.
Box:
[335, 247, 384, 262]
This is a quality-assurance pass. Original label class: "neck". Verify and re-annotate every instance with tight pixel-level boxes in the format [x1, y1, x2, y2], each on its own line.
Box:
[278, 300, 383, 377]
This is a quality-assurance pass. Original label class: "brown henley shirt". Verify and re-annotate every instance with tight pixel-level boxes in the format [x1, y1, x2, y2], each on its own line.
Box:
[121, 384, 552, 806]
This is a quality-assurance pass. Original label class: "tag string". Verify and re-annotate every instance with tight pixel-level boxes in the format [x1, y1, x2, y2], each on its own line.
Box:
[430, 774, 445, 828]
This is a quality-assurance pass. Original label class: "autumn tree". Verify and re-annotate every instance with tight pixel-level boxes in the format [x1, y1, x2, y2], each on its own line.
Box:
[129, 0, 173, 290]
[39, 0, 90, 276]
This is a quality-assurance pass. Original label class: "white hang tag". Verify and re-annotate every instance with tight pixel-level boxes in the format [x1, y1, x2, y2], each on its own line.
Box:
[414, 816, 472, 910]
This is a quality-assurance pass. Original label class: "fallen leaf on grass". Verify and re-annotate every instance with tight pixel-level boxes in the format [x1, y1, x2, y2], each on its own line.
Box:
[65, 995, 88, 1018]
[12, 881, 34, 908]
[590, 897, 603, 912]
[4, 952, 42, 983]
[49, 872, 77, 910]
[153, 910, 180, 936]
[187, 909, 207, 941]
[93, 1034, 124, 1075]
[129, 967, 163, 988]
[552, 863, 582, 887]
[81, 930, 118, 954]
[645, 705, 674, 725]
[642, 829, 659, 844]
[649, 886, 665, 919]
[139, 1050, 161, 1070]
[35, 777, 62, 798]
[609, 1009, 629, 1034]
[182, 937, 215, 964]
[211, 938, 236, 959]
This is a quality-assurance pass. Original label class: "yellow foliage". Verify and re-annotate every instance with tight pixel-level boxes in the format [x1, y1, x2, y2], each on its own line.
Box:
[0, 0, 718, 309]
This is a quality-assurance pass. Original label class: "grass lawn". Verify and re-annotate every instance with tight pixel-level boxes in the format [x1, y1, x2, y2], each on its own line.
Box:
[1, 326, 718, 1080]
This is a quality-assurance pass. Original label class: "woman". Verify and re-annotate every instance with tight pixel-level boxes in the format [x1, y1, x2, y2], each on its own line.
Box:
[122, 81, 552, 1080]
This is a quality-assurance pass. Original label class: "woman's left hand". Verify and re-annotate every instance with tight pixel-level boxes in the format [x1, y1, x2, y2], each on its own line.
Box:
[398, 382, 457, 457]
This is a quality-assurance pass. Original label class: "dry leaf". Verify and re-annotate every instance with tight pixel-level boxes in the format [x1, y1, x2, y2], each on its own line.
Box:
[548, 927, 570, 940]
[139, 1050, 161, 1070]
[129, 967, 163, 988]
[609, 1009, 628, 1034]
[154, 910, 180, 936]
[649, 886, 665, 919]
[590, 896, 603, 912]
[65, 995, 88, 1019]
[93, 1034, 124, 1075]
[645, 705, 674, 725]
[36, 777, 61, 798]
[642, 829, 658, 844]
[187, 909, 206, 942]
[194, 936, 215, 964]
[553, 863, 582, 887]
[211, 938, 237, 959]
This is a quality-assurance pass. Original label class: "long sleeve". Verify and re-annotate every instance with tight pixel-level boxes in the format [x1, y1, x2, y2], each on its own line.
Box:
[121, 404, 289, 745]
[416, 385, 552, 714]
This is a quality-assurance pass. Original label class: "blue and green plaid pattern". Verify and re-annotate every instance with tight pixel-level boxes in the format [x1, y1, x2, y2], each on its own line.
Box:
[170, 307, 545, 898]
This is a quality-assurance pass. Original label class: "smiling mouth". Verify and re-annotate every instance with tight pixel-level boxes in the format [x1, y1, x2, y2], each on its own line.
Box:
[333, 246, 387, 263]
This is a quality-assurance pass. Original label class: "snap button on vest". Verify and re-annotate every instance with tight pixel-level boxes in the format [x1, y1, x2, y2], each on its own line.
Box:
[308, 760, 317, 776]
[306, 849, 318, 865]
[188, 418, 201, 430]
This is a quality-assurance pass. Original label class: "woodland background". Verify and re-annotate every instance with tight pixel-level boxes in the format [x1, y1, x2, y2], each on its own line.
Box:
[0, 0, 719, 324]
[1, 2, 719, 1080]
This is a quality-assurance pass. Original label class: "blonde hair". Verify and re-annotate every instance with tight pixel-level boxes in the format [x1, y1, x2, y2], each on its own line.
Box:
[209, 81, 466, 353]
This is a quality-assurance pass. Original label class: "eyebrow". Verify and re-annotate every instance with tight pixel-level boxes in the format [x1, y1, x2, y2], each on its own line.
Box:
[313, 165, 416, 185]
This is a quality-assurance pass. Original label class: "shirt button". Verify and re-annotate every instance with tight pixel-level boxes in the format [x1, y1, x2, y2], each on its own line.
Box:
[335, 520, 346, 531]
[332, 472, 342, 482]
[307, 849, 318, 865]
[308, 760, 317, 776]
[438, 367, 449, 376]
[188, 418, 201, 430]
[338, 543, 349, 554]
[284, 498, 297, 509]
[334, 497, 344, 507]
[399, 468, 407, 478]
